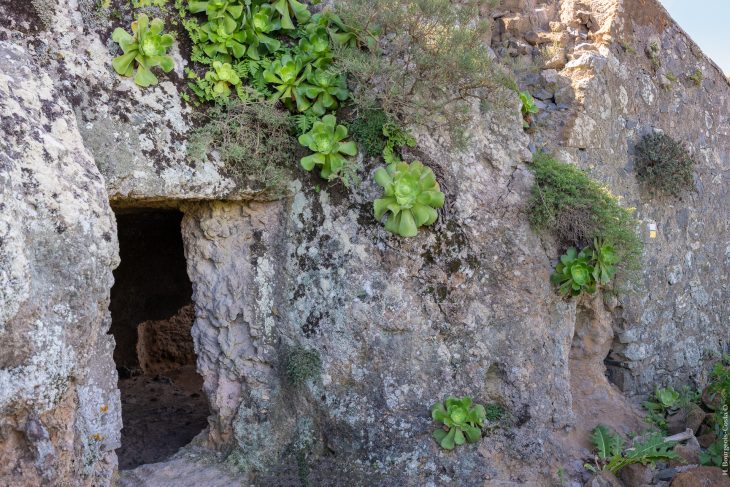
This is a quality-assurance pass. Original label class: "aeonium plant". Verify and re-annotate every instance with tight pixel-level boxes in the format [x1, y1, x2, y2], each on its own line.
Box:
[296, 68, 349, 115]
[373, 161, 445, 237]
[205, 61, 242, 98]
[112, 14, 175, 87]
[431, 397, 487, 450]
[298, 114, 358, 179]
[550, 247, 596, 297]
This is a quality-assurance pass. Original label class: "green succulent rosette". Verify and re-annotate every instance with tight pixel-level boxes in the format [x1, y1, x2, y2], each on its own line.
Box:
[296, 68, 348, 115]
[550, 247, 596, 296]
[431, 397, 486, 450]
[205, 61, 242, 98]
[112, 14, 175, 87]
[298, 114, 358, 180]
[263, 54, 310, 107]
[373, 161, 445, 237]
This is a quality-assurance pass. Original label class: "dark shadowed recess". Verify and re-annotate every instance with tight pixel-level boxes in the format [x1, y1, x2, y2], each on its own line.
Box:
[109, 208, 209, 470]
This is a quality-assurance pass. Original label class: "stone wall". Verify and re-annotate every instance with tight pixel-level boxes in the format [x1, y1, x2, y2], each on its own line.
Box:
[492, 0, 730, 396]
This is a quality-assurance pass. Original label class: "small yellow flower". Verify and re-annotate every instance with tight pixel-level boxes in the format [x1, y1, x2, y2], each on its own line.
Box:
[100, 404, 109, 414]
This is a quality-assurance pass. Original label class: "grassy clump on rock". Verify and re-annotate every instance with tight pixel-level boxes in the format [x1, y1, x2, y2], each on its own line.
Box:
[528, 152, 643, 284]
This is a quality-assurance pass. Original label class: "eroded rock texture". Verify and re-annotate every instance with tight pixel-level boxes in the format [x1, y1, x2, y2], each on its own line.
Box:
[493, 0, 730, 395]
[0, 42, 120, 485]
[0, 0, 728, 485]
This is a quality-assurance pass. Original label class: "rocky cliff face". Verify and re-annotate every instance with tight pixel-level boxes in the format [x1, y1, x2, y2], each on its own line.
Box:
[0, 41, 120, 485]
[493, 0, 730, 395]
[0, 0, 727, 486]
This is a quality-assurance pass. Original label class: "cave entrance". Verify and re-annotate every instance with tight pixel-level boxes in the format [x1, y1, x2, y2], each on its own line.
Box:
[109, 208, 209, 470]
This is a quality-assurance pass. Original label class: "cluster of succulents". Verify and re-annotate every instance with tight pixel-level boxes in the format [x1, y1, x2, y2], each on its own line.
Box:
[551, 239, 619, 297]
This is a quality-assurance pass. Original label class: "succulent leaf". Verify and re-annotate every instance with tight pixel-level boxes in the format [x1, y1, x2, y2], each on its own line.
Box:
[298, 115, 357, 180]
[373, 161, 444, 237]
[111, 14, 175, 87]
[431, 396, 487, 450]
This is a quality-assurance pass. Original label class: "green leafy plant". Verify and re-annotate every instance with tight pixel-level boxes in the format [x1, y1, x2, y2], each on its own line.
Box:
[373, 161, 444, 237]
[242, 4, 283, 59]
[197, 14, 248, 60]
[642, 385, 702, 432]
[271, 0, 310, 30]
[700, 440, 724, 466]
[634, 132, 695, 197]
[590, 239, 619, 285]
[187, 100, 297, 194]
[298, 114, 358, 179]
[382, 121, 416, 165]
[285, 346, 321, 386]
[529, 153, 643, 285]
[584, 426, 678, 474]
[206, 60, 243, 98]
[189, 0, 244, 31]
[297, 24, 333, 67]
[551, 247, 596, 297]
[518, 90, 538, 128]
[551, 238, 621, 297]
[296, 68, 349, 115]
[431, 397, 486, 450]
[112, 14, 175, 87]
[263, 54, 310, 108]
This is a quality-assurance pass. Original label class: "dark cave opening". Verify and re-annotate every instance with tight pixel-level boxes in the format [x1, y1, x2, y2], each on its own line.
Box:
[110, 208, 209, 470]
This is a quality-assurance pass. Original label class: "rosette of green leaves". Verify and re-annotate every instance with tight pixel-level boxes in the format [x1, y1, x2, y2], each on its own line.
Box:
[205, 61, 242, 98]
[112, 14, 175, 87]
[373, 161, 445, 237]
[198, 16, 248, 60]
[271, 0, 310, 30]
[263, 54, 310, 108]
[242, 4, 283, 60]
[297, 25, 333, 67]
[431, 397, 486, 450]
[591, 239, 619, 285]
[296, 68, 348, 115]
[310, 11, 359, 48]
[298, 114, 357, 179]
[188, 0, 245, 32]
[550, 247, 596, 297]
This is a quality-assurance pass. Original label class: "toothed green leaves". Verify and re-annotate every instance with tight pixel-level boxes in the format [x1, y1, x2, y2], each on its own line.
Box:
[373, 161, 444, 237]
[431, 397, 486, 450]
[298, 114, 357, 180]
[112, 14, 175, 87]
[586, 425, 678, 474]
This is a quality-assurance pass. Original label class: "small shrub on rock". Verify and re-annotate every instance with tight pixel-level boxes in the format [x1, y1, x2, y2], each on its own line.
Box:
[528, 152, 642, 286]
[187, 99, 297, 195]
[285, 347, 322, 386]
[634, 132, 695, 197]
